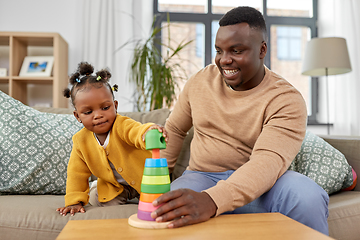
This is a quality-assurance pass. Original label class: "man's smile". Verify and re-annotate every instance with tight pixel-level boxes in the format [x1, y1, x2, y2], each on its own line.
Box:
[222, 68, 239, 78]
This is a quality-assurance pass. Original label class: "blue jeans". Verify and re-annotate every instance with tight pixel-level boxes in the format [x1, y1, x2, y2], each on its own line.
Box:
[171, 170, 329, 235]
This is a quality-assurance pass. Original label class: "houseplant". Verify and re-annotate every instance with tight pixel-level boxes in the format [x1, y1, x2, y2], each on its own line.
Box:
[121, 14, 193, 111]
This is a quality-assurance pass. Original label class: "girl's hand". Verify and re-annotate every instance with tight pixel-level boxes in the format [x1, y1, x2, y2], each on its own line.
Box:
[142, 124, 168, 143]
[56, 203, 85, 216]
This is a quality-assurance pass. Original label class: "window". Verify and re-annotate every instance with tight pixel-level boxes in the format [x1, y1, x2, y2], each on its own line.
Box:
[195, 24, 204, 57]
[154, 0, 318, 122]
[264, 1, 318, 120]
[276, 26, 302, 60]
[267, 0, 313, 17]
[271, 25, 312, 115]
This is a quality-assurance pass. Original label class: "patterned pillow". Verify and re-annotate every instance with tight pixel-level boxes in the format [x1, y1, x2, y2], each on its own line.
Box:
[0, 90, 82, 195]
[289, 131, 354, 195]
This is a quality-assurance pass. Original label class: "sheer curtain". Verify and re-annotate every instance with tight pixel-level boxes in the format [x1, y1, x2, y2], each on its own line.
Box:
[318, 0, 360, 135]
[81, 0, 153, 111]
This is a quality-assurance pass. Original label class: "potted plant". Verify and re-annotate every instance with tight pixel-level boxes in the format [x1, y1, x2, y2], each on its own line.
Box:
[120, 14, 193, 111]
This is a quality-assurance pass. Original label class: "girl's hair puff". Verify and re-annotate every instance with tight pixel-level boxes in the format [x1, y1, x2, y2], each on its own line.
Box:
[63, 62, 118, 106]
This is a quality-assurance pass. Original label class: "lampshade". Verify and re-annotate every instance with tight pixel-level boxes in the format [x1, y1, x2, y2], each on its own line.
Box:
[301, 37, 352, 76]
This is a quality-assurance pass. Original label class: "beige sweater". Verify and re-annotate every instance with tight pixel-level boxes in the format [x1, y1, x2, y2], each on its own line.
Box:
[162, 64, 307, 216]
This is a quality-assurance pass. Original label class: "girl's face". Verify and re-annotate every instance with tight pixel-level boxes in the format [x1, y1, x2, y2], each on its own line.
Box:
[73, 84, 118, 139]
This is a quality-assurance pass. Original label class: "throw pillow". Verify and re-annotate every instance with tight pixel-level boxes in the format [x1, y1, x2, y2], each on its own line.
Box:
[289, 131, 354, 195]
[0, 90, 82, 195]
[341, 168, 357, 191]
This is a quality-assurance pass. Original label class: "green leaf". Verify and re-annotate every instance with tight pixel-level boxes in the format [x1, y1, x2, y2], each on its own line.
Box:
[121, 14, 193, 111]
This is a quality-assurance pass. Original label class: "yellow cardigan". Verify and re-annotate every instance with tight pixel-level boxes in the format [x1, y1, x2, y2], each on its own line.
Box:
[65, 114, 153, 207]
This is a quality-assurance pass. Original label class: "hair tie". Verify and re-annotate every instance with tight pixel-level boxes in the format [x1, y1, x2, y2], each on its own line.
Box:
[96, 76, 101, 81]
[76, 78, 81, 83]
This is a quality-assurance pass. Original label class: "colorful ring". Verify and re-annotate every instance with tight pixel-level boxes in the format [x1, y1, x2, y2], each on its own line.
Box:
[137, 210, 155, 221]
[145, 158, 168, 168]
[139, 193, 163, 203]
[143, 167, 169, 176]
[138, 200, 161, 212]
[141, 183, 170, 194]
[141, 175, 170, 185]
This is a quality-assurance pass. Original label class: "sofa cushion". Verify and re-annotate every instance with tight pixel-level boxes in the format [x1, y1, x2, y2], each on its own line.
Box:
[0, 195, 138, 240]
[328, 191, 360, 239]
[0, 90, 83, 195]
[289, 131, 354, 195]
[119, 109, 170, 126]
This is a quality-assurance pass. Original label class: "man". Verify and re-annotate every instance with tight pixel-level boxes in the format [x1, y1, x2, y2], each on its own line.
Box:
[151, 6, 329, 235]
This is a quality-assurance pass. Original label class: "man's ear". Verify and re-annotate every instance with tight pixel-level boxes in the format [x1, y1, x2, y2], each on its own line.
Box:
[73, 110, 81, 123]
[260, 41, 267, 59]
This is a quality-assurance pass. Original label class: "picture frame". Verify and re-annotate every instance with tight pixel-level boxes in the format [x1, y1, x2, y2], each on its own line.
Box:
[0, 68, 7, 77]
[19, 56, 54, 77]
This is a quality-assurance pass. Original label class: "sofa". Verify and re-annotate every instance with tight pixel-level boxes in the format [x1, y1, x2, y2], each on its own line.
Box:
[0, 103, 359, 240]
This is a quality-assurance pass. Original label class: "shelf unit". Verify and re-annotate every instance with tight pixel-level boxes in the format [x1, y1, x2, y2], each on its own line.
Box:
[0, 32, 68, 108]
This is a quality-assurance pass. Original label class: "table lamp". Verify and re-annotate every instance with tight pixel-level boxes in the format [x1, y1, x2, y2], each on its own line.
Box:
[301, 37, 352, 135]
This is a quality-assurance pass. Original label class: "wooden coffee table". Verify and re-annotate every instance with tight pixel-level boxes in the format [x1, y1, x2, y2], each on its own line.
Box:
[56, 212, 334, 240]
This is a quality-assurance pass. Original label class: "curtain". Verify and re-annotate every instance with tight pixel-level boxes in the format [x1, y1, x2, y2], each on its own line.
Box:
[81, 0, 153, 111]
[318, 0, 360, 135]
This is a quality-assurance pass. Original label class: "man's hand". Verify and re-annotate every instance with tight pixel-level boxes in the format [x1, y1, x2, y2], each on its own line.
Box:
[151, 188, 217, 228]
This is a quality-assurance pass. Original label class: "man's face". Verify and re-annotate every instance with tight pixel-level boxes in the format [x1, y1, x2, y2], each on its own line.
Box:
[214, 23, 267, 91]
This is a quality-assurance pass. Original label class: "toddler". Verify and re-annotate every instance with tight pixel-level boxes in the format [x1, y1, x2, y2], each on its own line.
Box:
[56, 62, 167, 216]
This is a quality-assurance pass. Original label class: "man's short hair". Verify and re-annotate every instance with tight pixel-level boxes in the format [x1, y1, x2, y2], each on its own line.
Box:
[219, 6, 267, 35]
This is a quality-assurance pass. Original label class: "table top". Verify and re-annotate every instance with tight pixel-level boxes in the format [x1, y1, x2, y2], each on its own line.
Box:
[56, 212, 334, 240]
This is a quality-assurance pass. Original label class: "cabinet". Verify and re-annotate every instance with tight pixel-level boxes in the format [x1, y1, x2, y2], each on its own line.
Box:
[0, 32, 68, 108]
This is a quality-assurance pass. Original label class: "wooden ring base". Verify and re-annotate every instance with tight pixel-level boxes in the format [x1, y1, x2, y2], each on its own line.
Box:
[128, 214, 171, 229]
